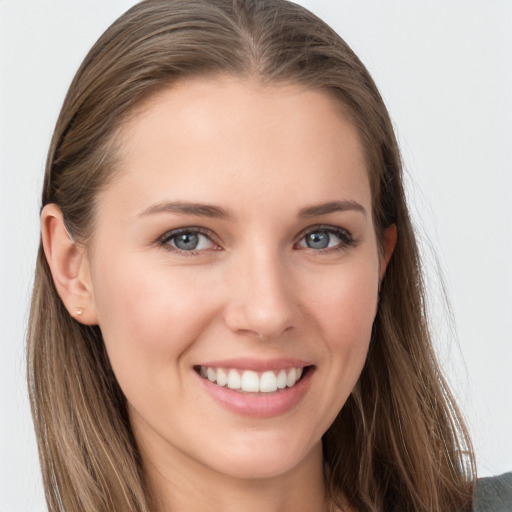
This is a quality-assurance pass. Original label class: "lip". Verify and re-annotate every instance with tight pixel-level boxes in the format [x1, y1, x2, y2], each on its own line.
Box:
[195, 362, 314, 418]
[196, 357, 312, 372]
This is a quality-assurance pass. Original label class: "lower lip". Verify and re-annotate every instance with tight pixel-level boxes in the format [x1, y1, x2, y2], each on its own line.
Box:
[197, 368, 314, 418]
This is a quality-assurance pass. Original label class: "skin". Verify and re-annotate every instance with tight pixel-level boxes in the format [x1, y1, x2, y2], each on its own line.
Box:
[42, 76, 396, 512]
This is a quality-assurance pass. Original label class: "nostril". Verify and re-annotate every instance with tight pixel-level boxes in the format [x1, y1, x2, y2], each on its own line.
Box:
[222, 274, 297, 339]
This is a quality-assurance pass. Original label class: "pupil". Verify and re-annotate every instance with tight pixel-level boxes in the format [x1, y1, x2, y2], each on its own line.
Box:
[175, 233, 199, 250]
[307, 232, 329, 249]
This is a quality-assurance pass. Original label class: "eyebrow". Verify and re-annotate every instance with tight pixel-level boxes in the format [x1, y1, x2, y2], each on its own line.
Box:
[138, 199, 366, 220]
[138, 201, 232, 219]
[298, 200, 366, 218]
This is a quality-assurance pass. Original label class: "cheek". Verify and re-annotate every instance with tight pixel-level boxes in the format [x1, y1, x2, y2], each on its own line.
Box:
[311, 262, 378, 342]
[90, 259, 224, 427]
[291, 260, 378, 436]
[306, 259, 378, 398]
[90, 257, 217, 374]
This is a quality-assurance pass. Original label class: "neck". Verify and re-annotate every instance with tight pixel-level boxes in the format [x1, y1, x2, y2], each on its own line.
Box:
[139, 433, 330, 512]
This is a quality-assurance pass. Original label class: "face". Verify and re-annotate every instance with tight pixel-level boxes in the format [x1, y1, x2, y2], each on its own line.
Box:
[85, 77, 391, 482]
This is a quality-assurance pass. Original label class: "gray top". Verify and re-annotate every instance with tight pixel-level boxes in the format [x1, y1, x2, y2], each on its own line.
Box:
[474, 472, 512, 512]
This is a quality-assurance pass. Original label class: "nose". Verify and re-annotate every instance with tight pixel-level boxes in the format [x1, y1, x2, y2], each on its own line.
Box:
[223, 250, 297, 340]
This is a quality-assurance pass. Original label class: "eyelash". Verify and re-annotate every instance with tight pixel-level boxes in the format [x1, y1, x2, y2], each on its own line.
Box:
[295, 225, 356, 253]
[158, 227, 219, 256]
[157, 225, 355, 255]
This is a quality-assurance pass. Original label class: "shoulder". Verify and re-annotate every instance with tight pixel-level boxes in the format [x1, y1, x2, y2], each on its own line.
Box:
[474, 472, 512, 512]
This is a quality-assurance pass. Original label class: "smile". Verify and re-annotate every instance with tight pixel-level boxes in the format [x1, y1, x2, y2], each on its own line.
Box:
[197, 366, 305, 393]
[194, 359, 314, 417]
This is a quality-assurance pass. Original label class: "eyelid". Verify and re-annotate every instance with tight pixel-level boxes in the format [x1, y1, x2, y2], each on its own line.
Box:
[156, 224, 354, 254]
[157, 226, 221, 254]
[295, 224, 355, 250]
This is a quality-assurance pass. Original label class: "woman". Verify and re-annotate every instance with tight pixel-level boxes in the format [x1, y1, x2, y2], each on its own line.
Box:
[26, 0, 509, 510]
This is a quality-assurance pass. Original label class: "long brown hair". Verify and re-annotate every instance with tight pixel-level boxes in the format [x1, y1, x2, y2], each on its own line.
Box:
[27, 1, 475, 510]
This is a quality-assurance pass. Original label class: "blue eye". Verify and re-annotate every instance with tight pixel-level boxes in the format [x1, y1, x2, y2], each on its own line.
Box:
[298, 227, 353, 251]
[160, 229, 217, 253]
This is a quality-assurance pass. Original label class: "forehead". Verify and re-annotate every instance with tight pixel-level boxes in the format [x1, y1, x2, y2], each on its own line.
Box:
[106, 76, 371, 218]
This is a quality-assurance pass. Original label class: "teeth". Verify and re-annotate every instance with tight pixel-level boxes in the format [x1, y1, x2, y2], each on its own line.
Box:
[259, 371, 277, 392]
[216, 368, 228, 387]
[286, 368, 297, 387]
[241, 370, 259, 392]
[277, 369, 287, 389]
[227, 369, 241, 390]
[199, 366, 305, 393]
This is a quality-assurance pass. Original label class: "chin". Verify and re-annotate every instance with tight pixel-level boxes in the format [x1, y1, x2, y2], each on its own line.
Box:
[198, 431, 322, 481]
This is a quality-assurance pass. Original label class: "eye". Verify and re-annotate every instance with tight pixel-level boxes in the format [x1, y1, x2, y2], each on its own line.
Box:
[297, 227, 354, 251]
[160, 228, 218, 253]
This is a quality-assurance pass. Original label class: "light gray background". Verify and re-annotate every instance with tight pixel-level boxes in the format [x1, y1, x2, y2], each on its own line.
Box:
[1, 1, 511, 510]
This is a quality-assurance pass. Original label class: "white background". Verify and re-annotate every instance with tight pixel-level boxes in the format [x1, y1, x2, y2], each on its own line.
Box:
[1, 1, 510, 510]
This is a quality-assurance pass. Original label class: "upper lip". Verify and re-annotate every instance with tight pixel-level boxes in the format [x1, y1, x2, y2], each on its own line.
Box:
[196, 358, 313, 372]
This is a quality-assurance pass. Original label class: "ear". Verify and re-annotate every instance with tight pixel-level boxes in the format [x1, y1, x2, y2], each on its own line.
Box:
[41, 204, 98, 325]
[379, 223, 397, 281]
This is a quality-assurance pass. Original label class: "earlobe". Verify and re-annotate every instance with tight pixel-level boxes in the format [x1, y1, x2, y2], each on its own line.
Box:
[41, 204, 98, 325]
[379, 224, 397, 281]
